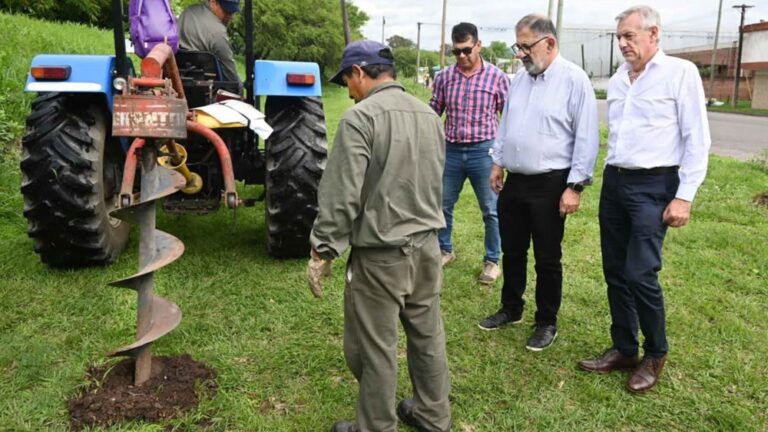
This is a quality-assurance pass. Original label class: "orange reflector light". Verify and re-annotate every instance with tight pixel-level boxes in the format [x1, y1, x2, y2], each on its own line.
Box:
[286, 73, 315, 86]
[31, 66, 71, 81]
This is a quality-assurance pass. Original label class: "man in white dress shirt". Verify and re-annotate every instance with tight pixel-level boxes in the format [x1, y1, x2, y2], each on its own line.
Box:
[478, 14, 598, 352]
[578, 5, 711, 393]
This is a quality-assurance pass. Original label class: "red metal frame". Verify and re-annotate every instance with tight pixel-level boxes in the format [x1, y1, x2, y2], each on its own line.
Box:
[186, 120, 239, 208]
[119, 138, 146, 207]
[117, 43, 238, 209]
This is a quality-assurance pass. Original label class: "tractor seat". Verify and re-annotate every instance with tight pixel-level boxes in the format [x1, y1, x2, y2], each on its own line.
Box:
[175, 50, 223, 81]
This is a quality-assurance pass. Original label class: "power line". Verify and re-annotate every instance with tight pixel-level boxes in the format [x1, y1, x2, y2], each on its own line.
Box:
[417, 22, 514, 32]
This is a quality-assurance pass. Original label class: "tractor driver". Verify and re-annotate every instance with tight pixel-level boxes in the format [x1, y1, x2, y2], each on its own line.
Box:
[178, 0, 241, 84]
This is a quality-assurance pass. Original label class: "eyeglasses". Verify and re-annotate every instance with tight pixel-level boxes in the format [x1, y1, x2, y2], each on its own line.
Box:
[511, 36, 549, 56]
[451, 44, 477, 57]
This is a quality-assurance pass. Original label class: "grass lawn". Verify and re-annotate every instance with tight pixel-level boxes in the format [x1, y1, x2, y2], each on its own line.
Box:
[707, 100, 768, 117]
[1, 12, 768, 432]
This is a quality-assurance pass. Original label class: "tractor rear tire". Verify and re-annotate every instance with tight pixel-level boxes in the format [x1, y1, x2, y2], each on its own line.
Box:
[264, 96, 328, 258]
[20, 93, 129, 267]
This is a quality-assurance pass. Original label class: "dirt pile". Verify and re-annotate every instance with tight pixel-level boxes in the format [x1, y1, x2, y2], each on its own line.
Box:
[754, 192, 768, 207]
[68, 354, 217, 430]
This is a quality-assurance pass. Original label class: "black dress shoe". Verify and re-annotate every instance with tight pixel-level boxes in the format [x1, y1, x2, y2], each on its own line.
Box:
[397, 399, 430, 432]
[578, 348, 640, 373]
[331, 420, 358, 432]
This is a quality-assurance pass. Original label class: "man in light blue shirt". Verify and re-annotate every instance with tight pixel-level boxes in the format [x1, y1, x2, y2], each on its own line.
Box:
[478, 14, 598, 352]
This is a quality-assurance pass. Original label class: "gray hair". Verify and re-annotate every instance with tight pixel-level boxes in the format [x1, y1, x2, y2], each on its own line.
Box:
[515, 14, 557, 40]
[616, 5, 662, 34]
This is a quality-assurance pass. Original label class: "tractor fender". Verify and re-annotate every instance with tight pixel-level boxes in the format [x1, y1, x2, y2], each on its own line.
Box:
[24, 55, 118, 108]
[254, 60, 322, 97]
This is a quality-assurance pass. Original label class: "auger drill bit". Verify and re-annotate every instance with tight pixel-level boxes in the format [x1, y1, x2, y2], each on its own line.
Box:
[109, 144, 186, 385]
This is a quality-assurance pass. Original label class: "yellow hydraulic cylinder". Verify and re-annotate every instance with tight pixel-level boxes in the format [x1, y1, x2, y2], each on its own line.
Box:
[158, 142, 203, 194]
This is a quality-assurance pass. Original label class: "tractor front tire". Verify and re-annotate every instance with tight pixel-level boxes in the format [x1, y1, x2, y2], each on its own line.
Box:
[20, 93, 129, 267]
[264, 96, 328, 258]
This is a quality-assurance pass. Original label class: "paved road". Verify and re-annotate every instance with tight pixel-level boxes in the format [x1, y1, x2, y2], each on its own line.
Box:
[597, 100, 768, 161]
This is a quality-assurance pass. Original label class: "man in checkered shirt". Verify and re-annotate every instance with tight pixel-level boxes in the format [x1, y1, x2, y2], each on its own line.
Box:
[430, 22, 511, 284]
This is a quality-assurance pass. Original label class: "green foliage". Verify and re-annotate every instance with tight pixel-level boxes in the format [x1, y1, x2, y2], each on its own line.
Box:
[707, 100, 768, 117]
[386, 34, 414, 49]
[480, 40, 511, 63]
[748, 150, 768, 174]
[594, 89, 607, 100]
[393, 47, 417, 77]
[400, 78, 432, 101]
[0, 0, 113, 27]
[219, 0, 369, 75]
[392, 47, 444, 78]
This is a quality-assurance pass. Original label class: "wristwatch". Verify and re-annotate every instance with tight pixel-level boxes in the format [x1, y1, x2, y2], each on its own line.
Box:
[567, 182, 584, 193]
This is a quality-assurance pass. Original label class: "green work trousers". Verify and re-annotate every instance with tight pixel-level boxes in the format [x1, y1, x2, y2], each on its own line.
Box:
[344, 231, 451, 432]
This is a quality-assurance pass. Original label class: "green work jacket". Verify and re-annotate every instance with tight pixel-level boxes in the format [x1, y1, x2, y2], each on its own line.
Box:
[310, 81, 446, 259]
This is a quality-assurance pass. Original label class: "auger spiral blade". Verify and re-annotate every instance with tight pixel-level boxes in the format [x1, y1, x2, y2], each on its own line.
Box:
[108, 145, 186, 386]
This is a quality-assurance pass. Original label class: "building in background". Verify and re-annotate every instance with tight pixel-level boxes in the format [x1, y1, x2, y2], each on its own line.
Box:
[555, 28, 738, 81]
[666, 42, 751, 102]
[741, 21, 768, 109]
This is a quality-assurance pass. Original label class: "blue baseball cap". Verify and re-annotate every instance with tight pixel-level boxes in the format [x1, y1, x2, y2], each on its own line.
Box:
[330, 40, 395, 86]
[218, 0, 240, 14]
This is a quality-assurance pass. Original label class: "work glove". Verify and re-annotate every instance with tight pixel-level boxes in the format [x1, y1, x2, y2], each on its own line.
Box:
[307, 255, 332, 298]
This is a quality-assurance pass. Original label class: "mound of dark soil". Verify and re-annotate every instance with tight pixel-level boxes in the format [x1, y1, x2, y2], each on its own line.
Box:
[754, 192, 768, 207]
[68, 354, 217, 430]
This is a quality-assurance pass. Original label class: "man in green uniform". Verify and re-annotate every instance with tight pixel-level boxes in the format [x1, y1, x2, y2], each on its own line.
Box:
[308, 40, 452, 432]
[178, 0, 240, 83]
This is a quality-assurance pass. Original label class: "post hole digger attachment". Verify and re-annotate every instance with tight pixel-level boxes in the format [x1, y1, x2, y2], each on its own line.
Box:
[110, 43, 242, 385]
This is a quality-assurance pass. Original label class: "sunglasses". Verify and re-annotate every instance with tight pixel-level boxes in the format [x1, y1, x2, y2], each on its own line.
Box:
[511, 36, 549, 56]
[451, 44, 477, 57]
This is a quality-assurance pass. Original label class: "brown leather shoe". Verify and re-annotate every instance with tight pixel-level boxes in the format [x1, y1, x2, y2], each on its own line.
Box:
[578, 348, 640, 373]
[627, 355, 667, 393]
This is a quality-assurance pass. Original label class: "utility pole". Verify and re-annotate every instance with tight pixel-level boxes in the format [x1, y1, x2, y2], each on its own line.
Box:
[439, 0, 448, 68]
[381, 16, 386, 44]
[581, 44, 585, 71]
[607, 32, 615, 77]
[707, 0, 723, 103]
[548, 0, 556, 20]
[340, 0, 351, 45]
[556, 0, 564, 40]
[731, 4, 753, 107]
[416, 22, 422, 83]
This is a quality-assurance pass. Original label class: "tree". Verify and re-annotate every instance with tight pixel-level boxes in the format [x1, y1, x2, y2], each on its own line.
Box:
[221, 0, 369, 75]
[386, 35, 414, 50]
[393, 47, 416, 77]
[481, 40, 511, 64]
[488, 40, 511, 59]
[1, 0, 112, 28]
[390, 47, 444, 78]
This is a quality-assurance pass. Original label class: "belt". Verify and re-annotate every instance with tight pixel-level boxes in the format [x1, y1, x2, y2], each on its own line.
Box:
[606, 165, 679, 176]
[446, 140, 490, 146]
[506, 168, 569, 179]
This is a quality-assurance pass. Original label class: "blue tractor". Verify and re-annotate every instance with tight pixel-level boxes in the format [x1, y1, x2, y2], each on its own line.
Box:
[21, 0, 328, 266]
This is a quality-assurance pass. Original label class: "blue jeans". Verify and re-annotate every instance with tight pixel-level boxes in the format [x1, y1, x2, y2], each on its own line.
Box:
[438, 140, 500, 263]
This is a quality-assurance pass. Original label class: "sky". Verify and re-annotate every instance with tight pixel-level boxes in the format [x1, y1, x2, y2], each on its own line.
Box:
[353, 0, 768, 50]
